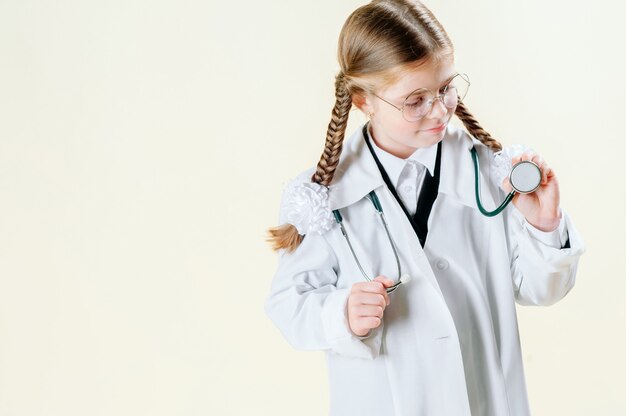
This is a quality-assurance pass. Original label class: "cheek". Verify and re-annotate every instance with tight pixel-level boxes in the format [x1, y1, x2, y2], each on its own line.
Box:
[410, 120, 429, 133]
[393, 120, 415, 135]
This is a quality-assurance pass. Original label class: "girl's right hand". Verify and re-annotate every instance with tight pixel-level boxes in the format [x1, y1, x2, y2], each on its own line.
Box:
[347, 276, 394, 337]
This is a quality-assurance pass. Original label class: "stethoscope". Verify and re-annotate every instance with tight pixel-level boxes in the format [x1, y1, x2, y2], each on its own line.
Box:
[332, 144, 542, 293]
[332, 191, 410, 293]
[471, 147, 542, 216]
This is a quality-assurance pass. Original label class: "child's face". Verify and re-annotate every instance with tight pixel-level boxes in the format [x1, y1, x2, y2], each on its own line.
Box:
[360, 57, 457, 159]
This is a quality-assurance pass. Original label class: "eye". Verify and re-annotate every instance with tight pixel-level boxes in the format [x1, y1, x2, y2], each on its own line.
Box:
[440, 81, 454, 94]
[405, 95, 426, 108]
[443, 83, 458, 96]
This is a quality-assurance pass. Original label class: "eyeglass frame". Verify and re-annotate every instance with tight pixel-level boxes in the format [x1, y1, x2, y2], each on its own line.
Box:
[371, 72, 470, 123]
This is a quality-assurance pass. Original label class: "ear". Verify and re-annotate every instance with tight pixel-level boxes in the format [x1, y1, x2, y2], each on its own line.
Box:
[352, 92, 374, 115]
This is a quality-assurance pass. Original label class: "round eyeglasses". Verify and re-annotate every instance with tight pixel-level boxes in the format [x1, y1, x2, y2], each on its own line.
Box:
[373, 73, 470, 122]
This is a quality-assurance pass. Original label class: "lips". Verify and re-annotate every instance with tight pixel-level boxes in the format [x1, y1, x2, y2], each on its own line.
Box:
[426, 123, 446, 132]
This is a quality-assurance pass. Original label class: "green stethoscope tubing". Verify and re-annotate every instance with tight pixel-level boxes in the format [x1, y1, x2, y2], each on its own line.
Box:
[470, 147, 516, 217]
[333, 146, 538, 293]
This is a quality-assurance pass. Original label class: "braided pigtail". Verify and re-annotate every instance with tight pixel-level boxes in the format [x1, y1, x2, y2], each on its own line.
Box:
[312, 73, 352, 186]
[266, 73, 352, 253]
[455, 101, 502, 152]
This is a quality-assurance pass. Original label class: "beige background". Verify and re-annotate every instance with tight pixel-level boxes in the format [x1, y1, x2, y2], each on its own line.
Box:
[0, 0, 624, 415]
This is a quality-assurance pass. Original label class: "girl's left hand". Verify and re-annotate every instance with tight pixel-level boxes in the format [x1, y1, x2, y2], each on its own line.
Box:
[502, 151, 561, 232]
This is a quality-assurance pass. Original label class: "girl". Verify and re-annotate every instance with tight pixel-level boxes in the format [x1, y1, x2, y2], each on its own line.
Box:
[264, 1, 585, 415]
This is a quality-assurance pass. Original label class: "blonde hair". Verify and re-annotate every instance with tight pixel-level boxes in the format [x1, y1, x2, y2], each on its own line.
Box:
[267, 0, 501, 252]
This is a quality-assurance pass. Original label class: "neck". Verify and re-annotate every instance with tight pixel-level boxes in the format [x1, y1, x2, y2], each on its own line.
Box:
[367, 123, 413, 159]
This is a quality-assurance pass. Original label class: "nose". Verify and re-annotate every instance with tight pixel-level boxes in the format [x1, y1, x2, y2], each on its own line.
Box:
[427, 97, 448, 119]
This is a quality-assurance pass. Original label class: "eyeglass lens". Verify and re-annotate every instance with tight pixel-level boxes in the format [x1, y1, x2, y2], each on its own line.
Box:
[402, 73, 469, 121]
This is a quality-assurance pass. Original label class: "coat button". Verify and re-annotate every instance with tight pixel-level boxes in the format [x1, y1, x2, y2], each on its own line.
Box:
[435, 259, 449, 270]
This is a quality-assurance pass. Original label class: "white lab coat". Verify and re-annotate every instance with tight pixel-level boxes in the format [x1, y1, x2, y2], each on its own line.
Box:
[264, 123, 585, 416]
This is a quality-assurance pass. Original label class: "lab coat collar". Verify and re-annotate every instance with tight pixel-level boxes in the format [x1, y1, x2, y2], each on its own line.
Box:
[327, 126, 385, 210]
[328, 122, 482, 211]
[438, 123, 486, 210]
[366, 124, 438, 187]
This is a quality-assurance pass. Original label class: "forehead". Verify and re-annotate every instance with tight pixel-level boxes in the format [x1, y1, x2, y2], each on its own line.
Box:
[381, 58, 456, 100]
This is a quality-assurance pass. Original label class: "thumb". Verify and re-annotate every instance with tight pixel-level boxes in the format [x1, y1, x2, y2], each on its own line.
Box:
[501, 176, 513, 193]
[373, 275, 394, 288]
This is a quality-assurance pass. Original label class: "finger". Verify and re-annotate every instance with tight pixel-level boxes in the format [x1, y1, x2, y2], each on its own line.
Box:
[356, 316, 382, 329]
[353, 292, 387, 308]
[373, 275, 395, 288]
[532, 158, 549, 185]
[520, 151, 537, 162]
[359, 281, 388, 295]
[511, 152, 533, 167]
[527, 152, 543, 165]
[529, 155, 545, 171]
[353, 304, 385, 318]
[512, 152, 530, 165]
[373, 276, 393, 304]
[501, 176, 513, 193]
[511, 154, 522, 165]
[362, 280, 391, 303]
[350, 282, 388, 305]
[352, 278, 392, 292]
[542, 162, 554, 184]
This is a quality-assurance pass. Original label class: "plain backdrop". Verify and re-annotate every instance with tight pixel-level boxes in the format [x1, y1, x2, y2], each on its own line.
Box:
[1, 0, 625, 415]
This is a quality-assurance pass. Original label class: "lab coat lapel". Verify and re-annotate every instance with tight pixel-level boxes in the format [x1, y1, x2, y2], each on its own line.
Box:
[329, 122, 487, 212]
[437, 123, 496, 211]
[327, 125, 449, 305]
[326, 123, 496, 299]
[327, 127, 384, 210]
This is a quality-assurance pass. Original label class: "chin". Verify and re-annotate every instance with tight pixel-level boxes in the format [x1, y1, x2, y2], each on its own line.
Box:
[418, 131, 445, 147]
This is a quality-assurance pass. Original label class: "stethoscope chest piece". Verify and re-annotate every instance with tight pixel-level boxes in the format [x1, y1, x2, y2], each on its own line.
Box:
[471, 146, 542, 217]
[509, 160, 541, 194]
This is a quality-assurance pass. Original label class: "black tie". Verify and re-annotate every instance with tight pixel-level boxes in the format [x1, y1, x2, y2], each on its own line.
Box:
[363, 124, 442, 248]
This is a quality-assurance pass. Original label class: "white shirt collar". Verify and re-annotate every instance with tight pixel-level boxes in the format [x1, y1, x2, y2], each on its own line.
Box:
[367, 124, 438, 188]
[328, 122, 479, 211]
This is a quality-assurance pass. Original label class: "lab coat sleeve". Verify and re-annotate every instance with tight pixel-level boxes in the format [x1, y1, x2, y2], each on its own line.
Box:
[264, 231, 384, 360]
[505, 205, 586, 306]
